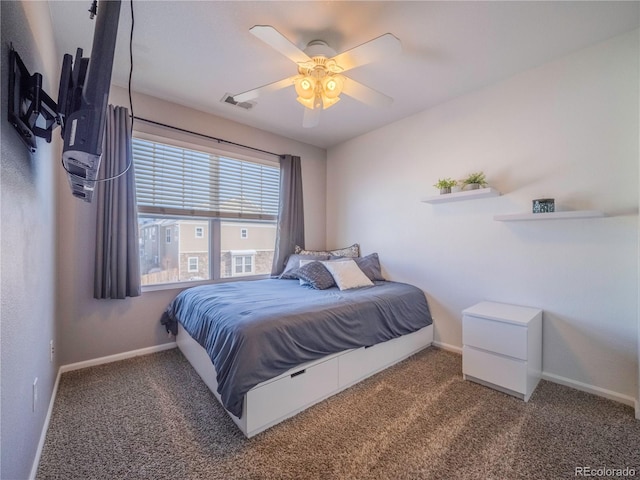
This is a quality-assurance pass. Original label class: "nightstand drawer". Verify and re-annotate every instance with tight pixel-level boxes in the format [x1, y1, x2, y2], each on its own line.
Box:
[463, 346, 527, 394]
[463, 315, 527, 360]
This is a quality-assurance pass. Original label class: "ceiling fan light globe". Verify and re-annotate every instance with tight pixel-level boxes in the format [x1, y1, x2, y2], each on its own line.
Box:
[294, 76, 316, 99]
[322, 75, 344, 99]
[296, 96, 315, 109]
[321, 95, 340, 110]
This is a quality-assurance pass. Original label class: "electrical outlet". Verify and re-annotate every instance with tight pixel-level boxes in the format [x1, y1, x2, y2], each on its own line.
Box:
[50, 340, 54, 363]
[32, 378, 38, 412]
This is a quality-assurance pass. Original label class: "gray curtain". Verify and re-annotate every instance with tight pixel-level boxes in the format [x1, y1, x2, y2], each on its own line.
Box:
[94, 105, 141, 299]
[271, 154, 305, 276]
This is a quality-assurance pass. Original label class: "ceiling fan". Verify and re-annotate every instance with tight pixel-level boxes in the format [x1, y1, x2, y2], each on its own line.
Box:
[232, 26, 402, 128]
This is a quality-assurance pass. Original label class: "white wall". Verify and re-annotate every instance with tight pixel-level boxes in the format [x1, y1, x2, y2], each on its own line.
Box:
[1, 2, 60, 478]
[56, 87, 326, 365]
[327, 30, 639, 402]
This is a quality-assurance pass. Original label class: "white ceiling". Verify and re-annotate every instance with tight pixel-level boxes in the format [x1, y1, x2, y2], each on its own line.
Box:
[48, 1, 639, 149]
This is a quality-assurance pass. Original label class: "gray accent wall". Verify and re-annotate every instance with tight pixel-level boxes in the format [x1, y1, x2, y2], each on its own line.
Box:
[1, 2, 60, 478]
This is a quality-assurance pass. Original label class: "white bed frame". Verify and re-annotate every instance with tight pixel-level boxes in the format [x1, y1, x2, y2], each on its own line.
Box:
[177, 322, 433, 437]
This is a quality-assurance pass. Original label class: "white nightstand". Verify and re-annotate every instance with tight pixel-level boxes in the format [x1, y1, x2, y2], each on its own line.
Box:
[462, 301, 542, 401]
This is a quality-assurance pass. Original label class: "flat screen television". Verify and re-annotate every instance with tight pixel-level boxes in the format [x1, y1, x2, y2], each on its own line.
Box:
[57, 0, 121, 202]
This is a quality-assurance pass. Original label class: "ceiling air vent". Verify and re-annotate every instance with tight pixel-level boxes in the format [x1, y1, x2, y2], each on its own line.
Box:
[221, 93, 254, 110]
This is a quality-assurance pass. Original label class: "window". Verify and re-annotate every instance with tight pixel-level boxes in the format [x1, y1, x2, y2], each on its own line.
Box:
[133, 137, 280, 286]
[234, 255, 253, 275]
[188, 257, 198, 272]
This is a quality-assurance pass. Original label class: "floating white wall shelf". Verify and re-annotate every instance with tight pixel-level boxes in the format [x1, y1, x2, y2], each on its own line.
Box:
[422, 187, 501, 204]
[494, 210, 605, 222]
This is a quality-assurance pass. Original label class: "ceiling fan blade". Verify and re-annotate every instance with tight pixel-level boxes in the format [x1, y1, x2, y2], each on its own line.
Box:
[303, 107, 321, 128]
[250, 25, 311, 64]
[341, 77, 394, 108]
[233, 76, 296, 103]
[332, 33, 402, 72]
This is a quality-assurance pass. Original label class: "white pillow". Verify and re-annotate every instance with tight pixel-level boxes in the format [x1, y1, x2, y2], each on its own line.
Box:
[322, 259, 373, 291]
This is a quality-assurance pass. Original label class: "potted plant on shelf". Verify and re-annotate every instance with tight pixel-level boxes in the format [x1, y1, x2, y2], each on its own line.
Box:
[461, 171, 488, 190]
[434, 178, 457, 194]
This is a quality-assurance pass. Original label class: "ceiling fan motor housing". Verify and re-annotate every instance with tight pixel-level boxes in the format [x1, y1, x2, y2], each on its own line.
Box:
[303, 40, 337, 59]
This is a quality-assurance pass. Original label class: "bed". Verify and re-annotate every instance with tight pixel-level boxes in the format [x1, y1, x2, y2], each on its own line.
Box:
[162, 274, 433, 437]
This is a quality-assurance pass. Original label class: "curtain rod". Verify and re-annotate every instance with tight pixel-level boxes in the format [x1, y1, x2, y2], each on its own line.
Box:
[132, 116, 283, 158]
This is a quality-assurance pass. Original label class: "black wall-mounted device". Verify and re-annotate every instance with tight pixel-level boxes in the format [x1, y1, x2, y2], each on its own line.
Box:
[7, 0, 121, 202]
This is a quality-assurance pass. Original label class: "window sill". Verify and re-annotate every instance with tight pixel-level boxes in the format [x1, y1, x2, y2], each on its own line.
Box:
[141, 274, 271, 293]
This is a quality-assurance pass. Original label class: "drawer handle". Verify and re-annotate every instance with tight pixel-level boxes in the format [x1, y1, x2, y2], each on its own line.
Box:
[291, 369, 306, 378]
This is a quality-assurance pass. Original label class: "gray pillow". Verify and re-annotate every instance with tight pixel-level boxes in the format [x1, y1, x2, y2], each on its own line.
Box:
[341, 253, 385, 281]
[280, 253, 329, 279]
[354, 253, 385, 281]
[297, 261, 336, 290]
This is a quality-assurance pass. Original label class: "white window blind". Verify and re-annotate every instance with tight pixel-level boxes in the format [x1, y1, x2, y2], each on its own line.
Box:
[132, 138, 280, 220]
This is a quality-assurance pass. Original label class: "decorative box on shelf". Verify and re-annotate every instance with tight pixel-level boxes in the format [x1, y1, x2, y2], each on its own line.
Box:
[532, 198, 555, 213]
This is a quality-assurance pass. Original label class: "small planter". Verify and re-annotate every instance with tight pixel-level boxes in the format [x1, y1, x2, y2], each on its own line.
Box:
[461, 172, 487, 191]
[434, 178, 457, 194]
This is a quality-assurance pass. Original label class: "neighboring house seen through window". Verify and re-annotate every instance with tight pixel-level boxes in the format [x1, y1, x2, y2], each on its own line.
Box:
[133, 136, 279, 287]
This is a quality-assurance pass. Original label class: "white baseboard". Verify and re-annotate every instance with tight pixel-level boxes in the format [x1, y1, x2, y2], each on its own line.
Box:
[541, 371, 636, 408]
[432, 341, 462, 354]
[30, 342, 177, 478]
[432, 342, 636, 410]
[59, 342, 177, 373]
[29, 368, 62, 480]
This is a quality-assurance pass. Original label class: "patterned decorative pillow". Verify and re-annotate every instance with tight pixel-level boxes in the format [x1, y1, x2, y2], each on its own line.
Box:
[353, 253, 385, 281]
[296, 261, 336, 290]
[279, 254, 329, 279]
[295, 243, 360, 258]
[294, 245, 330, 256]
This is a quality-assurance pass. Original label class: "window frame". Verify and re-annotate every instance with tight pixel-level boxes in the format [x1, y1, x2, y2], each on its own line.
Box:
[133, 131, 279, 291]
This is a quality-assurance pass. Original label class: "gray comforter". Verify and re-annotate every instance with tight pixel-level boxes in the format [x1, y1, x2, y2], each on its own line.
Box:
[162, 279, 432, 418]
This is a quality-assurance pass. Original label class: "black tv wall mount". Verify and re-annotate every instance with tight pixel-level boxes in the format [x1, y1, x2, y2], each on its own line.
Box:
[7, 45, 59, 153]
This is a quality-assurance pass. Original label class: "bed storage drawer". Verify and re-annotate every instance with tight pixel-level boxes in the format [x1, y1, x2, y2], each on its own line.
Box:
[339, 326, 431, 388]
[245, 357, 339, 433]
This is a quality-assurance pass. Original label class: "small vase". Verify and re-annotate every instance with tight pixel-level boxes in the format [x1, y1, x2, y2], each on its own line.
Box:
[465, 183, 480, 190]
[440, 187, 451, 194]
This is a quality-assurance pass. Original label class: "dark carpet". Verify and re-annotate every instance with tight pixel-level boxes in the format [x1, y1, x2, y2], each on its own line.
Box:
[36, 347, 640, 479]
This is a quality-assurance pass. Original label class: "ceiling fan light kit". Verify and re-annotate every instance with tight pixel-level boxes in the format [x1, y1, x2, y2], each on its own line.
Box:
[293, 55, 345, 110]
[232, 25, 401, 127]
